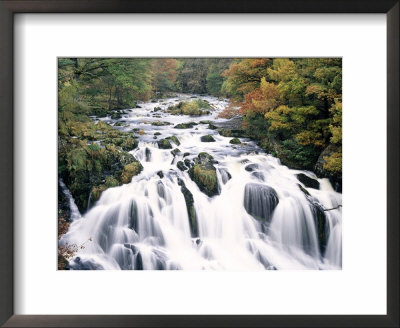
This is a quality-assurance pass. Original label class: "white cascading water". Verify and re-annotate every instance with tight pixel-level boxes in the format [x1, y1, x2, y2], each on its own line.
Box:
[60, 94, 342, 270]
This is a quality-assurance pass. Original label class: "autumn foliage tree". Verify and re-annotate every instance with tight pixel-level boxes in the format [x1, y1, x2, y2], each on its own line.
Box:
[223, 57, 342, 184]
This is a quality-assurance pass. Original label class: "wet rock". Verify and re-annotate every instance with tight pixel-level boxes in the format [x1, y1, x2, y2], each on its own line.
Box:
[245, 164, 259, 172]
[157, 138, 173, 149]
[183, 152, 190, 157]
[154, 106, 162, 112]
[177, 161, 187, 171]
[145, 147, 151, 161]
[110, 112, 122, 120]
[156, 171, 164, 179]
[120, 160, 143, 184]
[251, 171, 265, 181]
[189, 153, 219, 197]
[154, 132, 161, 136]
[135, 252, 143, 270]
[151, 121, 171, 126]
[218, 128, 247, 138]
[230, 137, 241, 145]
[184, 159, 192, 168]
[174, 122, 198, 129]
[157, 181, 166, 199]
[177, 178, 198, 237]
[244, 183, 279, 222]
[171, 148, 181, 156]
[297, 183, 311, 197]
[208, 123, 218, 130]
[166, 135, 180, 146]
[200, 135, 216, 142]
[312, 204, 329, 256]
[296, 173, 320, 189]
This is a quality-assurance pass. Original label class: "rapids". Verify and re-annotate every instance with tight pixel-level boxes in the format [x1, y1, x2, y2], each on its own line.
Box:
[60, 94, 342, 270]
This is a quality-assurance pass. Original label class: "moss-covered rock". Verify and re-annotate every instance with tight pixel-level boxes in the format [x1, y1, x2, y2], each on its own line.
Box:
[177, 161, 187, 171]
[229, 137, 241, 145]
[171, 148, 181, 156]
[151, 121, 171, 126]
[166, 135, 180, 146]
[157, 138, 173, 149]
[218, 129, 247, 138]
[177, 178, 198, 237]
[188, 153, 219, 197]
[174, 122, 198, 129]
[120, 161, 143, 184]
[167, 99, 211, 116]
[200, 135, 216, 142]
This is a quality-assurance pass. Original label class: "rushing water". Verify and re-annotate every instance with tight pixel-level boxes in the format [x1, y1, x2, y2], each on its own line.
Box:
[60, 94, 342, 270]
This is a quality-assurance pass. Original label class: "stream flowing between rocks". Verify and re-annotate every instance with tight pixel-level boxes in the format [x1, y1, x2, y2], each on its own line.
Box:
[60, 94, 342, 270]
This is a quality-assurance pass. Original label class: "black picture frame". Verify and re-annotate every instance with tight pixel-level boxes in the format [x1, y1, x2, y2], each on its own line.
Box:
[0, 1, 398, 327]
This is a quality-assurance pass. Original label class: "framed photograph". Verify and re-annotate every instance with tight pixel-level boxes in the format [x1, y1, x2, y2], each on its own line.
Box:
[0, 1, 398, 327]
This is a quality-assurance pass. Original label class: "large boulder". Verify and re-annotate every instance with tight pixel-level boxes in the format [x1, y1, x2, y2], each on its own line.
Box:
[200, 135, 216, 142]
[296, 173, 319, 189]
[243, 183, 279, 222]
[311, 204, 329, 256]
[189, 152, 219, 197]
[177, 178, 198, 237]
[157, 138, 173, 149]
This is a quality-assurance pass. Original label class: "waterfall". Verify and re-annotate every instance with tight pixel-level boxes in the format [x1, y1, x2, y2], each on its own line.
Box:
[60, 94, 342, 270]
[59, 178, 81, 222]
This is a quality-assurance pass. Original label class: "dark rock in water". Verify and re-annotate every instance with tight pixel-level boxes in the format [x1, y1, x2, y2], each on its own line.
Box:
[218, 168, 232, 184]
[124, 243, 139, 255]
[129, 201, 138, 232]
[208, 123, 218, 130]
[218, 128, 247, 138]
[171, 148, 181, 156]
[166, 135, 180, 146]
[177, 161, 187, 171]
[183, 152, 190, 157]
[157, 181, 166, 199]
[195, 238, 202, 245]
[251, 171, 265, 181]
[245, 164, 259, 172]
[230, 137, 241, 145]
[177, 178, 198, 237]
[135, 252, 143, 270]
[297, 183, 311, 197]
[157, 138, 172, 149]
[189, 153, 219, 197]
[154, 106, 162, 112]
[244, 183, 279, 222]
[200, 135, 216, 142]
[156, 171, 164, 179]
[110, 112, 122, 120]
[154, 132, 161, 136]
[174, 122, 198, 129]
[184, 159, 192, 168]
[297, 173, 320, 189]
[145, 147, 151, 162]
[312, 204, 329, 256]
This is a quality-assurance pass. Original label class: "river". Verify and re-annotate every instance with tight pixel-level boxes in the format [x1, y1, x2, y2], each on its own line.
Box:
[60, 94, 342, 270]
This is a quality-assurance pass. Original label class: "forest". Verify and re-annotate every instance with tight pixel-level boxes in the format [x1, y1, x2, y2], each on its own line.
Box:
[59, 57, 342, 197]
